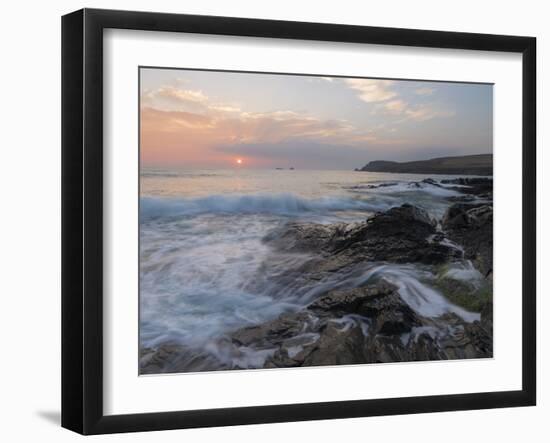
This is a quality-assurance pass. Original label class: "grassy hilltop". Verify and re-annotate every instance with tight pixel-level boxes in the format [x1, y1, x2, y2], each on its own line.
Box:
[358, 154, 492, 176]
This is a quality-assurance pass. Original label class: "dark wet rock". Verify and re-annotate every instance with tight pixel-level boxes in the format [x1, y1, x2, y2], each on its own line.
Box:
[434, 313, 492, 358]
[347, 182, 398, 190]
[364, 332, 444, 363]
[231, 279, 492, 370]
[233, 280, 418, 368]
[343, 204, 459, 265]
[446, 195, 477, 203]
[440, 177, 493, 195]
[371, 182, 398, 188]
[309, 281, 421, 335]
[265, 204, 462, 266]
[139, 343, 227, 374]
[408, 179, 444, 189]
[421, 178, 441, 186]
[363, 313, 493, 363]
[308, 280, 397, 313]
[265, 322, 366, 368]
[263, 221, 355, 253]
[480, 301, 493, 324]
[302, 323, 366, 367]
[442, 203, 493, 276]
[477, 192, 493, 200]
[231, 311, 316, 348]
[442, 203, 492, 229]
[480, 300, 493, 330]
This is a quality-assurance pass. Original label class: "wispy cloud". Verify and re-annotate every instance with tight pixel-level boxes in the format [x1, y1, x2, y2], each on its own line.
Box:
[383, 99, 408, 114]
[404, 105, 454, 121]
[344, 79, 397, 103]
[209, 104, 242, 113]
[344, 79, 451, 122]
[377, 100, 454, 121]
[415, 87, 436, 96]
[139, 71, 489, 168]
[140, 83, 377, 165]
[156, 86, 209, 104]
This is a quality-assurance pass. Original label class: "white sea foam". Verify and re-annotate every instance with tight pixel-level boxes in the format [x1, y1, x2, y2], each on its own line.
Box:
[356, 264, 481, 323]
[443, 261, 485, 287]
[140, 193, 388, 219]
[347, 180, 462, 198]
[331, 314, 371, 335]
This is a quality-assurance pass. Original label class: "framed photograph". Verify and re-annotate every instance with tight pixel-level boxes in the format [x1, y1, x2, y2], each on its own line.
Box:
[62, 8, 536, 434]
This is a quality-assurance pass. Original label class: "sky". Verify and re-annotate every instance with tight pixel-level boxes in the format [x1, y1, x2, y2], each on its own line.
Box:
[140, 68, 492, 170]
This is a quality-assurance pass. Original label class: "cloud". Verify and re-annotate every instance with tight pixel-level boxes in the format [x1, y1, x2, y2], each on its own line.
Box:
[345, 79, 451, 122]
[209, 104, 242, 113]
[415, 87, 435, 96]
[344, 79, 396, 103]
[141, 86, 211, 114]
[140, 103, 376, 168]
[373, 98, 453, 122]
[156, 86, 209, 103]
[141, 82, 376, 149]
[140, 79, 459, 169]
[306, 76, 336, 84]
[404, 105, 454, 121]
[213, 111, 373, 145]
[141, 107, 215, 131]
[383, 99, 408, 114]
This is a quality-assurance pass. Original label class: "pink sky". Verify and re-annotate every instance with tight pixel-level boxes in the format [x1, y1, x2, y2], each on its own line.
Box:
[140, 68, 492, 170]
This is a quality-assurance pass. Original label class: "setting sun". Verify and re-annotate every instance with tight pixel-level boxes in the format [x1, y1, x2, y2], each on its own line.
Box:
[236, 158, 243, 164]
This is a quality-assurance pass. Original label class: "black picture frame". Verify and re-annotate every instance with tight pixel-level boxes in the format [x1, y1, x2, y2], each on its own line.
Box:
[61, 8, 537, 435]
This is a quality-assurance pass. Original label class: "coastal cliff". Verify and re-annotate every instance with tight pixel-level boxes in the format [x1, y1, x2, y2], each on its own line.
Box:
[357, 154, 492, 176]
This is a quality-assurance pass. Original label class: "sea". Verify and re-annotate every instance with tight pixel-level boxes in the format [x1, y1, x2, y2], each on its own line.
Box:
[139, 168, 485, 367]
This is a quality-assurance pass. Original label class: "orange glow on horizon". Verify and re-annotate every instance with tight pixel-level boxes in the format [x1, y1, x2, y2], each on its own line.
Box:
[236, 158, 243, 165]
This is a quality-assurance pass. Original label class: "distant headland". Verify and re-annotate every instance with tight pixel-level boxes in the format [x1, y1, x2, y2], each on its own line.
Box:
[356, 154, 492, 176]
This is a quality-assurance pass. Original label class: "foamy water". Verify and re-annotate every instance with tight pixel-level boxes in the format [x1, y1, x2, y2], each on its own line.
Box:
[139, 169, 481, 359]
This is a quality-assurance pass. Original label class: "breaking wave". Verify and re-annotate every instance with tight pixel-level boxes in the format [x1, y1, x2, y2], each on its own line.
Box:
[140, 193, 388, 219]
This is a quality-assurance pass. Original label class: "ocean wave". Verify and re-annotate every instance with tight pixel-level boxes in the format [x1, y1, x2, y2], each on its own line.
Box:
[140, 193, 387, 218]
[347, 180, 462, 198]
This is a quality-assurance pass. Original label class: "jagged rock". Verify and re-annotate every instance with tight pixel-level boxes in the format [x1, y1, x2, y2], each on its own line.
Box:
[442, 203, 493, 276]
[309, 281, 421, 335]
[308, 280, 397, 313]
[231, 311, 316, 348]
[422, 178, 441, 186]
[440, 177, 493, 195]
[139, 343, 227, 374]
[346, 182, 398, 190]
[265, 204, 462, 266]
[363, 332, 447, 363]
[302, 323, 366, 367]
[446, 195, 477, 203]
[263, 221, 356, 253]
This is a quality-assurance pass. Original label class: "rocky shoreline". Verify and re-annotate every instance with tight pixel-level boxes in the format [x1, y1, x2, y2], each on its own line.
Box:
[140, 177, 493, 374]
